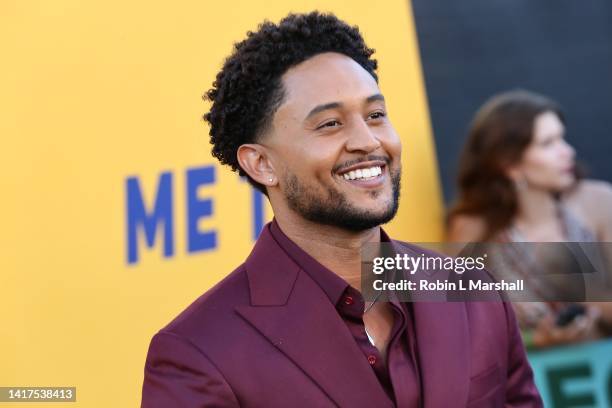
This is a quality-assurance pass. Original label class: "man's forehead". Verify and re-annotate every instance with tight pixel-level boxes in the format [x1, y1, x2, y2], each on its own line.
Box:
[280, 52, 380, 110]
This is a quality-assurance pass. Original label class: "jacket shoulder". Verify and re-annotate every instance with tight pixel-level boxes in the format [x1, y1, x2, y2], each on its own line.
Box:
[160, 264, 250, 337]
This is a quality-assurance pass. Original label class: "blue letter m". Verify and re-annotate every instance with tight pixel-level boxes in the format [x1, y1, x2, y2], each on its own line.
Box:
[126, 172, 174, 264]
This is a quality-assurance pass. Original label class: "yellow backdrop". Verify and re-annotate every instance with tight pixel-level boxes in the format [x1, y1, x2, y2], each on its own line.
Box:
[1, 0, 442, 406]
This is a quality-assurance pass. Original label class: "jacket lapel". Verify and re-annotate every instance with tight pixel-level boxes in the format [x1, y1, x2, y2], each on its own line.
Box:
[411, 301, 471, 408]
[235, 226, 392, 407]
[390, 240, 471, 408]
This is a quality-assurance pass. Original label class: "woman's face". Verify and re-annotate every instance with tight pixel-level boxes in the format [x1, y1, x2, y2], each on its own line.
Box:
[510, 111, 576, 192]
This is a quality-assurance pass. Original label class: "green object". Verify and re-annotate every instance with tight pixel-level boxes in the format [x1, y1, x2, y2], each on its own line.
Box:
[521, 329, 535, 350]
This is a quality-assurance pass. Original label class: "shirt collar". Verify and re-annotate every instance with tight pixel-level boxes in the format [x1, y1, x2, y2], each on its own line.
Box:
[268, 218, 392, 306]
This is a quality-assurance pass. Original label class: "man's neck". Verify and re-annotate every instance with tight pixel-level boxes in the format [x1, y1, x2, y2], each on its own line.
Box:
[273, 212, 381, 289]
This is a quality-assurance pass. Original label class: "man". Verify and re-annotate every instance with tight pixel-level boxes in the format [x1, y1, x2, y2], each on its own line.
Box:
[141, 12, 542, 407]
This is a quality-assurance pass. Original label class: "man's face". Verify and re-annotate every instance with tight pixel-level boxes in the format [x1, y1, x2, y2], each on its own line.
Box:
[263, 52, 402, 231]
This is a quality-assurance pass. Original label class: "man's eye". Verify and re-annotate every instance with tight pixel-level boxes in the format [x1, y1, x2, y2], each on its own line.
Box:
[317, 120, 341, 129]
[368, 111, 386, 120]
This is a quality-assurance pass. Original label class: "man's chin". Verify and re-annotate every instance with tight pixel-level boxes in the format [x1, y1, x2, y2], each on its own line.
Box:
[341, 185, 393, 203]
[339, 205, 398, 230]
[350, 204, 392, 219]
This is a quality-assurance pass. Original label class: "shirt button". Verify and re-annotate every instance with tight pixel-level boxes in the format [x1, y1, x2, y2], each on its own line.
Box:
[367, 355, 377, 365]
[344, 296, 354, 305]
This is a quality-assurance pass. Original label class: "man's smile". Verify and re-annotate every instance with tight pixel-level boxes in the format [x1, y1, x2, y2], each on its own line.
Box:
[334, 160, 388, 189]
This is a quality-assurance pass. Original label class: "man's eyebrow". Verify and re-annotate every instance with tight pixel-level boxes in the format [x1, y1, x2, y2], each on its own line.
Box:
[366, 94, 385, 104]
[304, 94, 386, 121]
[305, 102, 342, 120]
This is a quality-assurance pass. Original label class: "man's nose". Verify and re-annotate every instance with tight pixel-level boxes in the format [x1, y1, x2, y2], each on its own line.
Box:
[345, 117, 381, 153]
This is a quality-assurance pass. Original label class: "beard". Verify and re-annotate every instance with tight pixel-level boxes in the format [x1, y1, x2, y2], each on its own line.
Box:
[283, 167, 401, 232]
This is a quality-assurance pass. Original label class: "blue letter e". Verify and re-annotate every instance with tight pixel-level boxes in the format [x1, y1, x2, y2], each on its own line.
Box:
[187, 166, 217, 253]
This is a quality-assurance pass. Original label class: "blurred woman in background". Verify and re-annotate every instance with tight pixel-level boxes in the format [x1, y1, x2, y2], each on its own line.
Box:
[447, 89, 612, 349]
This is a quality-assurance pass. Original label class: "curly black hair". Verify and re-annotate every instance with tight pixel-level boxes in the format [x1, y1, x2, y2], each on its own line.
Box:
[203, 11, 378, 194]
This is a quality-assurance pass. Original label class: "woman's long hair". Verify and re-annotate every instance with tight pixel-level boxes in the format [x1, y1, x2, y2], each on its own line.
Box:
[448, 89, 571, 240]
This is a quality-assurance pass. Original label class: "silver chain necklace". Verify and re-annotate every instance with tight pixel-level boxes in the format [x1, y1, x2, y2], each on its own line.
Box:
[363, 290, 383, 346]
[363, 290, 383, 314]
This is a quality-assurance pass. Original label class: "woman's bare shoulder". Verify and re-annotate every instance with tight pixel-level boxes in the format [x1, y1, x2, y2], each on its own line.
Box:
[564, 179, 612, 205]
[446, 214, 487, 242]
[563, 179, 612, 235]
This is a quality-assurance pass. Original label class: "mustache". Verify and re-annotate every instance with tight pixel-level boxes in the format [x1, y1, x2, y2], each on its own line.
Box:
[332, 155, 391, 174]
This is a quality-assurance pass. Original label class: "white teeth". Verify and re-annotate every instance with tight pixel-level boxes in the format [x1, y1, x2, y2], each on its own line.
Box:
[340, 166, 382, 181]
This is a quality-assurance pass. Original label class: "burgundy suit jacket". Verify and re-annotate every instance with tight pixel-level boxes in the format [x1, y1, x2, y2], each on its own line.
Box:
[141, 223, 542, 407]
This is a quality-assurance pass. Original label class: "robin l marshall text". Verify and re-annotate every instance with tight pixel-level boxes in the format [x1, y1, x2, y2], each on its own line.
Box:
[372, 279, 524, 292]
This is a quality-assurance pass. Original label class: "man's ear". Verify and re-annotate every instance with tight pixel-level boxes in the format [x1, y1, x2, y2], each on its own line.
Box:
[237, 144, 277, 187]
